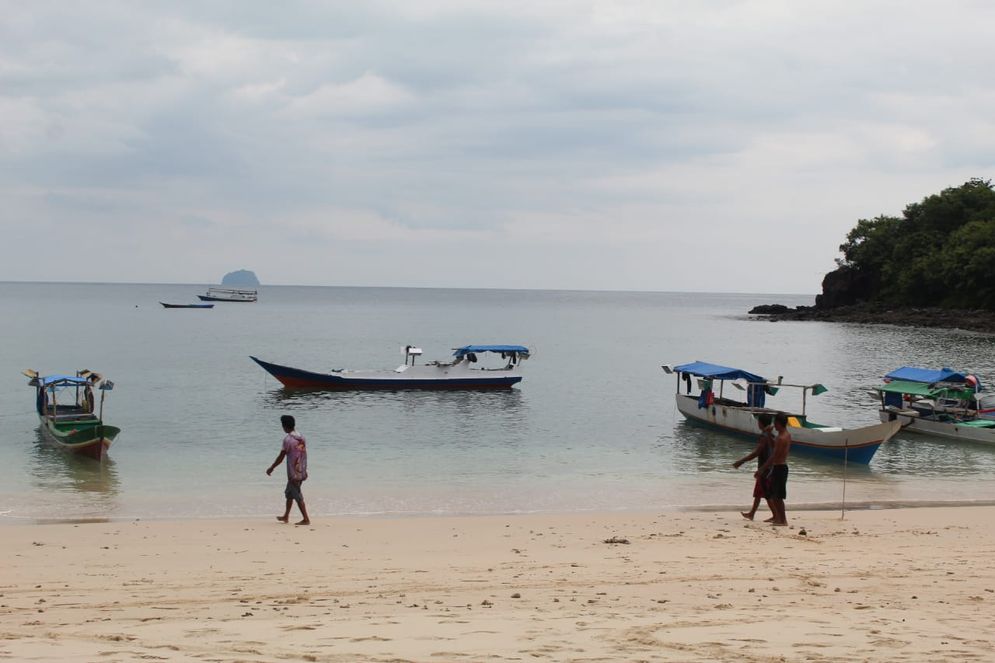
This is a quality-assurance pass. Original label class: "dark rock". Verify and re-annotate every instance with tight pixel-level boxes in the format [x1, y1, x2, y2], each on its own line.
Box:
[748, 304, 791, 315]
[815, 266, 873, 309]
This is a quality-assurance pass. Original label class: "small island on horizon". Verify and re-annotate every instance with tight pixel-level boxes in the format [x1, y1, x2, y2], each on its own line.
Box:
[751, 178, 995, 334]
[220, 269, 260, 287]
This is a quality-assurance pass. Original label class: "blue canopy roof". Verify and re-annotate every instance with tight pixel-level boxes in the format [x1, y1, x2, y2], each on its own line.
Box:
[884, 367, 969, 385]
[673, 361, 765, 383]
[453, 345, 530, 358]
[39, 375, 91, 387]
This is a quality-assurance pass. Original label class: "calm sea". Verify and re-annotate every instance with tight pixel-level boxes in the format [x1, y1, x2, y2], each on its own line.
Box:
[2, 282, 995, 523]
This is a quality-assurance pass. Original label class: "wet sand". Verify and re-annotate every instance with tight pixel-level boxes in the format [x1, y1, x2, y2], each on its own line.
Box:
[2, 506, 993, 661]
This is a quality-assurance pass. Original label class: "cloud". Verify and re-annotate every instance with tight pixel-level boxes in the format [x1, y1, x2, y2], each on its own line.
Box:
[2, 1, 995, 292]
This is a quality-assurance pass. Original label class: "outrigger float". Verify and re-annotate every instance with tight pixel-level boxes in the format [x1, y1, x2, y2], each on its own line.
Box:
[874, 366, 995, 445]
[251, 345, 530, 390]
[663, 361, 901, 464]
[24, 369, 120, 461]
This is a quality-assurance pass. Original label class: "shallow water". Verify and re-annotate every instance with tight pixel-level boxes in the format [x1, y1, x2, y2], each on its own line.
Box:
[2, 282, 995, 522]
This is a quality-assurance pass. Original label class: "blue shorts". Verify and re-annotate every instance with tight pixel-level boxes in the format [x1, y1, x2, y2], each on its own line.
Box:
[285, 480, 304, 502]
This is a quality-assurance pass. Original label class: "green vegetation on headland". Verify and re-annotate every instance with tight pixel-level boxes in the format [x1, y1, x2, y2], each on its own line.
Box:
[751, 179, 995, 332]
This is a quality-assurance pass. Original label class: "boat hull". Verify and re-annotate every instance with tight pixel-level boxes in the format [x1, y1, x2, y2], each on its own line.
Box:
[161, 302, 214, 309]
[40, 417, 121, 461]
[880, 409, 995, 445]
[676, 395, 900, 464]
[251, 356, 523, 390]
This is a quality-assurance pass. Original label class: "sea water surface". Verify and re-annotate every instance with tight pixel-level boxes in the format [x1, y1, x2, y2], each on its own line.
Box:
[2, 282, 995, 523]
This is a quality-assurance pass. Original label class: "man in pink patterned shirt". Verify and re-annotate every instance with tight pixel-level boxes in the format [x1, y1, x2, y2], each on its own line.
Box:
[266, 415, 311, 525]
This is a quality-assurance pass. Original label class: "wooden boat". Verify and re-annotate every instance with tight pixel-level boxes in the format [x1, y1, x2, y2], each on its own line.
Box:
[251, 345, 530, 390]
[198, 287, 257, 302]
[663, 361, 901, 464]
[160, 302, 215, 309]
[874, 366, 995, 445]
[24, 370, 121, 461]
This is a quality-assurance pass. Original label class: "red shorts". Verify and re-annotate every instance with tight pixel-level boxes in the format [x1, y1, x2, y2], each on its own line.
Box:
[752, 475, 769, 499]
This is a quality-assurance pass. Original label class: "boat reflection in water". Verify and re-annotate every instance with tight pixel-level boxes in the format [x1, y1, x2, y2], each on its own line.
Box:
[29, 428, 120, 518]
[667, 421, 874, 479]
[260, 387, 530, 456]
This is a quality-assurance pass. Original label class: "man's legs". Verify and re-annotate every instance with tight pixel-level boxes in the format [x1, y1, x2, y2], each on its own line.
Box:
[295, 498, 310, 526]
[277, 499, 293, 523]
[742, 496, 761, 520]
[770, 498, 787, 526]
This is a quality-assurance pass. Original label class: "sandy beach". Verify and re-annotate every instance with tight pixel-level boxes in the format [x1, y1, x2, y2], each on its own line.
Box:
[2, 506, 993, 662]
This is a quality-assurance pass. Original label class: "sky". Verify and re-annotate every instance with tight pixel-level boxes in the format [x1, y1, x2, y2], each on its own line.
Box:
[2, 1, 994, 293]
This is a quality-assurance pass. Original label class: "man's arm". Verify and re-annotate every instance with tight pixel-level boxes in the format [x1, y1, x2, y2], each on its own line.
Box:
[733, 441, 763, 468]
[266, 450, 287, 475]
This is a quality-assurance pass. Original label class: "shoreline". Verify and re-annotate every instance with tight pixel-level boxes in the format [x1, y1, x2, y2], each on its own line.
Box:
[3, 506, 993, 661]
[749, 303, 995, 334]
[7, 497, 995, 527]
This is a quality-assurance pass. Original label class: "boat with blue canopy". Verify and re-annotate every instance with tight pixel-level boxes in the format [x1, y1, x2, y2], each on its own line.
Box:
[251, 344, 530, 390]
[663, 360, 901, 464]
[874, 366, 995, 445]
[23, 369, 121, 460]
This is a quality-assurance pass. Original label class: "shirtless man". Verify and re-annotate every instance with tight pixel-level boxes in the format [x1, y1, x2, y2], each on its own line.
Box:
[757, 412, 792, 526]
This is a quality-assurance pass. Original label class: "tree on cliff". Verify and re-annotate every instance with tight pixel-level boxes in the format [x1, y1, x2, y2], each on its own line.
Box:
[818, 179, 995, 310]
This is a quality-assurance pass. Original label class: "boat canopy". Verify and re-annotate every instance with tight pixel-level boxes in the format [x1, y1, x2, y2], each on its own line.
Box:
[876, 379, 977, 399]
[672, 361, 765, 383]
[39, 375, 91, 387]
[885, 367, 969, 384]
[453, 345, 530, 358]
[875, 379, 947, 397]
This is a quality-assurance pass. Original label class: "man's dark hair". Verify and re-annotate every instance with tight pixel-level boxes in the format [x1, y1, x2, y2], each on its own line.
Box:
[281, 414, 295, 429]
[757, 413, 773, 427]
[774, 412, 789, 427]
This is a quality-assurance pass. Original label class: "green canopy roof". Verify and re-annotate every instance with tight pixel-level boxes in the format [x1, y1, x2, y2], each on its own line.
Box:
[875, 380, 975, 399]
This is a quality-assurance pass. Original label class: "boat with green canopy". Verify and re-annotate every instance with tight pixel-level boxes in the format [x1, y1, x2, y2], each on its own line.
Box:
[874, 366, 995, 445]
[24, 370, 121, 461]
[663, 361, 901, 464]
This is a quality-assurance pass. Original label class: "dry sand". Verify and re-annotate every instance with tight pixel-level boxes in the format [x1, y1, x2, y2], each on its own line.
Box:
[2, 506, 993, 662]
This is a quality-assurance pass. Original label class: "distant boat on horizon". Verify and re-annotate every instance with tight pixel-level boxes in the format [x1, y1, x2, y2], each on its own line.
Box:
[198, 287, 257, 303]
[160, 302, 214, 309]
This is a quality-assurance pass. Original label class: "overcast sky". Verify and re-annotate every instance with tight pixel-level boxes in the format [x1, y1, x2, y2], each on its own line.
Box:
[2, 1, 994, 293]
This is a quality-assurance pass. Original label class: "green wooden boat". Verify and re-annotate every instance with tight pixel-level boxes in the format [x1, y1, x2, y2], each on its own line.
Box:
[25, 370, 121, 461]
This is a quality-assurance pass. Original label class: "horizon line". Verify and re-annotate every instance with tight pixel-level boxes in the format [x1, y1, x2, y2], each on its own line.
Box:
[0, 279, 817, 298]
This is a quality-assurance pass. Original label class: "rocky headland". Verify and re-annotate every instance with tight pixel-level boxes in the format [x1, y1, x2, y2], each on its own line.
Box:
[750, 179, 995, 334]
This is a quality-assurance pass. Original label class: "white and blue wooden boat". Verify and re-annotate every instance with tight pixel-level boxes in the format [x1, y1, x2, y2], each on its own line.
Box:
[663, 361, 901, 464]
[875, 366, 995, 445]
[251, 345, 530, 390]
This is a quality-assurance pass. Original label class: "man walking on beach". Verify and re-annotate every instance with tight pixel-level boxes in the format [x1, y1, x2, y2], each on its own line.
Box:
[266, 415, 311, 526]
[757, 412, 792, 526]
[733, 413, 775, 521]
